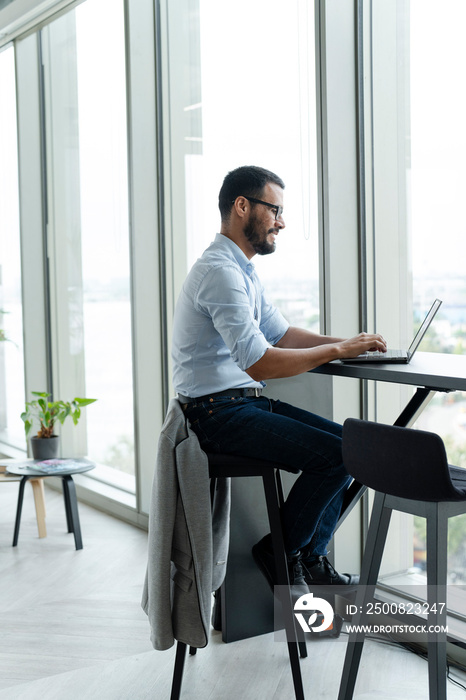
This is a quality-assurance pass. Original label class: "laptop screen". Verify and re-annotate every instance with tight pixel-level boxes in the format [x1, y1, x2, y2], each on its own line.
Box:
[407, 298, 442, 359]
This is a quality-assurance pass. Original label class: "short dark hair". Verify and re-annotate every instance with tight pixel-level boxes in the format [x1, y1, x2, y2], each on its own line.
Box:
[218, 165, 285, 221]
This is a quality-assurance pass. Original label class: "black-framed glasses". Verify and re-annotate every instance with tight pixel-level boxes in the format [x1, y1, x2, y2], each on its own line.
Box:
[236, 195, 284, 221]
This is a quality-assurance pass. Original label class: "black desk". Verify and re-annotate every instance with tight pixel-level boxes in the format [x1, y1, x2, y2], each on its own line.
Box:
[313, 351, 466, 529]
[312, 351, 466, 393]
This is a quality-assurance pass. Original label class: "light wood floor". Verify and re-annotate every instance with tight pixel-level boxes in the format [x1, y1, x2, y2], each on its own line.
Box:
[1, 481, 466, 699]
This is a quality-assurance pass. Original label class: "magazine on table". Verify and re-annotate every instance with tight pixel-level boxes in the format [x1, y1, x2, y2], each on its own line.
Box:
[5, 458, 94, 475]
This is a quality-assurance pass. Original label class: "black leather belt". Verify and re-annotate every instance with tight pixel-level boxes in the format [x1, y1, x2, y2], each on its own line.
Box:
[178, 387, 262, 404]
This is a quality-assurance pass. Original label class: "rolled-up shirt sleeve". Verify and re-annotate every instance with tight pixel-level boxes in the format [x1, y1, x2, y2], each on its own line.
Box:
[195, 265, 287, 371]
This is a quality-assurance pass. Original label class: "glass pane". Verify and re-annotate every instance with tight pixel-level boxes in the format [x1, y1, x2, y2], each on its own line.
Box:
[168, 0, 320, 331]
[409, 0, 466, 583]
[0, 46, 26, 448]
[370, 0, 466, 597]
[43, 0, 134, 486]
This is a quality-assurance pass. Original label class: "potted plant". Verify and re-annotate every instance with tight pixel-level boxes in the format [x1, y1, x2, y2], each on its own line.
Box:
[21, 391, 97, 460]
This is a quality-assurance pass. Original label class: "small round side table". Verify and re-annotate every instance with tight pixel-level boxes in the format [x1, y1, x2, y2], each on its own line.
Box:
[6, 459, 95, 550]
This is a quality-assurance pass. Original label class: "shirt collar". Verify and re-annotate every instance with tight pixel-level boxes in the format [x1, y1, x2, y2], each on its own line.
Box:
[214, 233, 255, 275]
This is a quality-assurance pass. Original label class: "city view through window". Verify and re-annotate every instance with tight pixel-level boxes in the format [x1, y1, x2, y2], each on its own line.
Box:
[184, 0, 320, 334]
[407, 0, 466, 583]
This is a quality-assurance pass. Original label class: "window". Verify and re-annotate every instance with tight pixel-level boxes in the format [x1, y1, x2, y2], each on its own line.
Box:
[165, 0, 320, 334]
[366, 0, 466, 606]
[41, 0, 135, 488]
[4, 0, 359, 531]
[0, 45, 25, 450]
[408, 0, 466, 585]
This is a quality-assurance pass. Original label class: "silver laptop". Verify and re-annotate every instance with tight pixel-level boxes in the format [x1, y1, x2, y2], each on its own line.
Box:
[341, 298, 442, 364]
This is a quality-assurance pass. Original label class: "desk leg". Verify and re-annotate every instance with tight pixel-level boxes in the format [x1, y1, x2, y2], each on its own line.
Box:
[394, 387, 436, 428]
[30, 478, 47, 538]
[335, 481, 367, 533]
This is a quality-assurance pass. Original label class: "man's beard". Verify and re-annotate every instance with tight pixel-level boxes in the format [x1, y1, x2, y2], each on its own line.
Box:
[243, 214, 277, 256]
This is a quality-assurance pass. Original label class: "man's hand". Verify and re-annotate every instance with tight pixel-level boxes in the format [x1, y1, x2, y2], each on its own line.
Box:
[336, 333, 387, 359]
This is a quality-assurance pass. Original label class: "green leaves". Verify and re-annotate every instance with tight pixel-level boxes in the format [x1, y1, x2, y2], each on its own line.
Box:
[74, 398, 97, 407]
[21, 393, 97, 439]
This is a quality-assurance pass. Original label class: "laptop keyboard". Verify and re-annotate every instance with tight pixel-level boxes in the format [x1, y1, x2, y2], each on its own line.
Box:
[365, 349, 402, 358]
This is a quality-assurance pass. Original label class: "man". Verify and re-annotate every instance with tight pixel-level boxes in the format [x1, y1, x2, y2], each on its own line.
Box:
[172, 165, 386, 590]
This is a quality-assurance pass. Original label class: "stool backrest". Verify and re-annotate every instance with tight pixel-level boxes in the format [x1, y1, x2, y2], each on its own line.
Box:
[342, 418, 462, 502]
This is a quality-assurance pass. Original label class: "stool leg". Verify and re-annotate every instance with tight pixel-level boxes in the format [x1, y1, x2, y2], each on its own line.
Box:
[12, 476, 28, 546]
[62, 476, 83, 550]
[209, 476, 224, 633]
[171, 641, 188, 700]
[338, 492, 392, 700]
[425, 503, 448, 700]
[274, 470, 307, 659]
[262, 472, 305, 700]
[275, 468, 286, 508]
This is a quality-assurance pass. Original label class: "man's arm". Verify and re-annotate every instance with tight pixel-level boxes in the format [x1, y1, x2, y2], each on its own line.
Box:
[275, 326, 346, 349]
[246, 326, 387, 381]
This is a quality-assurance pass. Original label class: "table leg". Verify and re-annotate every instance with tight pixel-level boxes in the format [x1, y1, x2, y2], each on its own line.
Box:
[393, 387, 436, 428]
[30, 478, 47, 538]
[12, 477, 28, 546]
[335, 481, 366, 533]
[62, 477, 73, 533]
[62, 476, 83, 550]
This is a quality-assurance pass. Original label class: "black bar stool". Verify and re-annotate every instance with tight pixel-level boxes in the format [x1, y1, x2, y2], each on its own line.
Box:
[338, 418, 466, 700]
[170, 453, 307, 700]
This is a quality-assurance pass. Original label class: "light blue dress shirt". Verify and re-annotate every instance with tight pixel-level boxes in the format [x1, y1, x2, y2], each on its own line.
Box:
[172, 233, 290, 397]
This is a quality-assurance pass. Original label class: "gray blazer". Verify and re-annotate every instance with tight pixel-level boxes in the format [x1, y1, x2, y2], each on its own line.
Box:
[141, 399, 230, 650]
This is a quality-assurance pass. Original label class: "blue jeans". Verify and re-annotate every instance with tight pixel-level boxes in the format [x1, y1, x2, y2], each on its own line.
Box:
[183, 395, 351, 555]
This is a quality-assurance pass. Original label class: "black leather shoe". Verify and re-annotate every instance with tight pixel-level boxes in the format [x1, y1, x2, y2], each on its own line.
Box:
[252, 533, 308, 598]
[303, 555, 359, 589]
